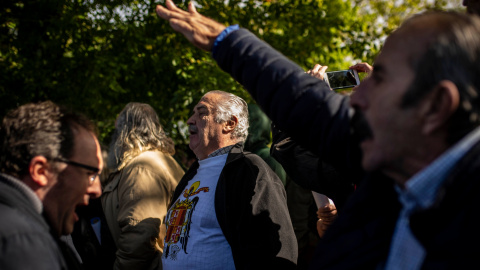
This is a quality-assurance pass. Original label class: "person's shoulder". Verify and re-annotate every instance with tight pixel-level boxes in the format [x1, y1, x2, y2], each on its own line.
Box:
[232, 151, 274, 175]
[0, 206, 63, 269]
[0, 203, 49, 238]
[126, 151, 184, 177]
[133, 150, 163, 160]
[233, 150, 261, 164]
[126, 151, 168, 168]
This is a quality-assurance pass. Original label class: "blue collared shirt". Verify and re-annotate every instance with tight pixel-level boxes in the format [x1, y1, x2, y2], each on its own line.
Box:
[384, 125, 480, 270]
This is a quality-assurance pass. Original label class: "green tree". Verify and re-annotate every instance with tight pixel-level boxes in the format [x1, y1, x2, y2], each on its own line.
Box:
[0, 0, 462, 146]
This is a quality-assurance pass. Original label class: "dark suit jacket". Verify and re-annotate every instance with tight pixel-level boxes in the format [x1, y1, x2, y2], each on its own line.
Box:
[213, 28, 480, 269]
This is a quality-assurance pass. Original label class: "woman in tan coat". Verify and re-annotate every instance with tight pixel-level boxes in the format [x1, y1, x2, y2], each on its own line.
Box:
[102, 103, 185, 270]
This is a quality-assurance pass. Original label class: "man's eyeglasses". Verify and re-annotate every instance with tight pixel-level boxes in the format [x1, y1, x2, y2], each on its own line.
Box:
[54, 158, 100, 185]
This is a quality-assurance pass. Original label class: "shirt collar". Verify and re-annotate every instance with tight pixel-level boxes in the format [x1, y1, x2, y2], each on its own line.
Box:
[208, 145, 235, 158]
[399, 125, 480, 210]
[0, 173, 43, 213]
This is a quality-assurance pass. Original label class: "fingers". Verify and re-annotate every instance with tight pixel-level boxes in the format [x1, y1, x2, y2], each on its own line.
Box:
[317, 219, 325, 237]
[156, 5, 171, 20]
[319, 65, 328, 74]
[316, 203, 337, 214]
[155, 0, 226, 51]
[318, 65, 328, 74]
[188, 1, 198, 14]
[316, 204, 338, 238]
[307, 64, 328, 80]
[316, 204, 338, 223]
[317, 219, 331, 238]
[156, 0, 193, 21]
[169, 19, 194, 39]
[318, 214, 337, 224]
[349, 62, 373, 74]
[312, 64, 327, 74]
[166, 0, 187, 14]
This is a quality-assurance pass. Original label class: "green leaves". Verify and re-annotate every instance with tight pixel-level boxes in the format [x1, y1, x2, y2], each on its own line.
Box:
[0, 0, 460, 145]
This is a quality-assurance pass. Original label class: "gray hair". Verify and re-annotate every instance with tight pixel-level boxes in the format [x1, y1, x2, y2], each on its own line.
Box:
[205, 90, 249, 142]
[108, 102, 175, 170]
[398, 11, 480, 144]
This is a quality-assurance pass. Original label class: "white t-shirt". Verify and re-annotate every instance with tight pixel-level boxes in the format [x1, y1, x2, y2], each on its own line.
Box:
[162, 154, 236, 270]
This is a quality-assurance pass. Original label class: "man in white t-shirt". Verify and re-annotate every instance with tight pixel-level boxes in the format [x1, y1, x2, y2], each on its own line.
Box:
[162, 90, 297, 269]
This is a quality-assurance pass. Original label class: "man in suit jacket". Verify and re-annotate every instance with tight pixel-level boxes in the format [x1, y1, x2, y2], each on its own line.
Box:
[156, 3, 480, 269]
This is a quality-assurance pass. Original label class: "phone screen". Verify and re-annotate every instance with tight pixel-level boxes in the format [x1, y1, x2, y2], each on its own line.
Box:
[325, 70, 359, 90]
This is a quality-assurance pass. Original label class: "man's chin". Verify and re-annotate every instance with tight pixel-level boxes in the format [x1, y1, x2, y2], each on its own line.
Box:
[360, 140, 380, 172]
[189, 139, 202, 153]
[61, 208, 80, 235]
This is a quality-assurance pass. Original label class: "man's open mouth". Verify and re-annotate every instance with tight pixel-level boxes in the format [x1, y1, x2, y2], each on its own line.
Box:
[189, 125, 198, 135]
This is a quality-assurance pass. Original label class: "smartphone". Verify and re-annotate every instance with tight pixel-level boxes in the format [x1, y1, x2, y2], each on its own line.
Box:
[324, 69, 360, 90]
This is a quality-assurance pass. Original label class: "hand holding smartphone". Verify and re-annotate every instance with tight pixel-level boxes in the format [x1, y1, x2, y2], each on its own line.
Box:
[324, 69, 360, 90]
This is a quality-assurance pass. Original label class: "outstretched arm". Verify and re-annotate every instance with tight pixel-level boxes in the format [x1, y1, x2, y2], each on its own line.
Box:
[157, 0, 362, 177]
[156, 0, 226, 51]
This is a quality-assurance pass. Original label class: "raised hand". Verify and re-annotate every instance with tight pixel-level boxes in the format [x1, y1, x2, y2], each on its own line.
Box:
[156, 0, 227, 51]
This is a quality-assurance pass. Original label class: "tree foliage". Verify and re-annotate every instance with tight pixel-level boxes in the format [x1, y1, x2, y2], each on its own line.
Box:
[0, 0, 462, 146]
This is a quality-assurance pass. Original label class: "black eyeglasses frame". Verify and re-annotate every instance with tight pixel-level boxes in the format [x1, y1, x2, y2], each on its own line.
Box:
[54, 158, 100, 184]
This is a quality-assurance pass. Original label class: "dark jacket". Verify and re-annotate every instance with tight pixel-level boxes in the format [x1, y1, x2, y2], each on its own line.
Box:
[71, 197, 117, 270]
[311, 142, 480, 269]
[213, 28, 480, 269]
[245, 103, 287, 184]
[270, 126, 355, 211]
[169, 143, 298, 269]
[0, 174, 69, 269]
[213, 29, 363, 181]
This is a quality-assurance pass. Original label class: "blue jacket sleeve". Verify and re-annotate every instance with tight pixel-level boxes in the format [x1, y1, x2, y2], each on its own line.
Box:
[213, 28, 361, 174]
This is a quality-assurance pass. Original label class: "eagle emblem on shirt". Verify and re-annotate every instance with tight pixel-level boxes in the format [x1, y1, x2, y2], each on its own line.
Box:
[163, 181, 209, 260]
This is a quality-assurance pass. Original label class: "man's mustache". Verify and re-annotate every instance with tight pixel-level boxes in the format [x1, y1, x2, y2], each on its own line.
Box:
[350, 109, 373, 142]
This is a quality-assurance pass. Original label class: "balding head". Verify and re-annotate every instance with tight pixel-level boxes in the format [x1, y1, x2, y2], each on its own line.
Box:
[392, 12, 480, 144]
[350, 11, 480, 184]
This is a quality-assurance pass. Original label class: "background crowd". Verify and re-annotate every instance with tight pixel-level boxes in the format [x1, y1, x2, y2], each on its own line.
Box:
[1, 1, 480, 270]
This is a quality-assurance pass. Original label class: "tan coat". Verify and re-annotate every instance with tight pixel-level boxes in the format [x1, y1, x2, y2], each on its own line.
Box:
[102, 151, 184, 270]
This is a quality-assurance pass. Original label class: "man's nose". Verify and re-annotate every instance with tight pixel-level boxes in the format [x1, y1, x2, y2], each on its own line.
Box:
[87, 177, 102, 199]
[187, 115, 195, 125]
[349, 81, 368, 110]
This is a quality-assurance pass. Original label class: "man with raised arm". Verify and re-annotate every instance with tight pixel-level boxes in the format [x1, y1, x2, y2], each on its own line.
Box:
[157, 2, 480, 269]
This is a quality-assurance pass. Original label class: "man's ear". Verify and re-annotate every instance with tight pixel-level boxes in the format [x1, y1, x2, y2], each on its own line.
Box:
[420, 80, 460, 135]
[28, 156, 52, 187]
[223, 115, 238, 134]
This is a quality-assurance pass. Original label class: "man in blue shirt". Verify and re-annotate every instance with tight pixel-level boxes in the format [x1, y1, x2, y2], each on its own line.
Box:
[162, 91, 297, 269]
[157, 2, 480, 269]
